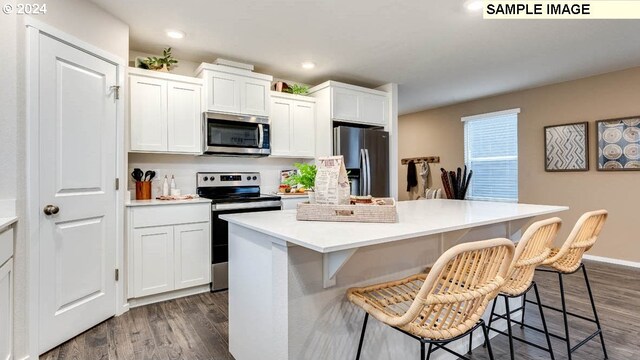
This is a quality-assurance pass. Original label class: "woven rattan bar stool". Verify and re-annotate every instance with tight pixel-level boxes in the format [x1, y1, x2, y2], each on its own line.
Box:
[478, 217, 562, 360]
[524, 210, 609, 360]
[347, 238, 515, 360]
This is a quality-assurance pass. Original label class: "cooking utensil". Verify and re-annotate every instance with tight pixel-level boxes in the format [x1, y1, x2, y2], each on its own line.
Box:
[131, 168, 144, 182]
[144, 170, 153, 181]
[148, 171, 156, 181]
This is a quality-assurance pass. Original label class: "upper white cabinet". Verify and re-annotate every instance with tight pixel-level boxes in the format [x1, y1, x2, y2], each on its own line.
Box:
[197, 63, 272, 117]
[129, 68, 203, 154]
[309, 81, 390, 157]
[269, 92, 316, 158]
[310, 81, 389, 127]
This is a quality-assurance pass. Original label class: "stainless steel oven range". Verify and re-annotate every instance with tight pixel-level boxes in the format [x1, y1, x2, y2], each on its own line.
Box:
[196, 172, 281, 291]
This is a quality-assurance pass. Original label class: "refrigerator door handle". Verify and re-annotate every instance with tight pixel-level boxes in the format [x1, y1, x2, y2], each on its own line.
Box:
[360, 149, 367, 196]
[365, 149, 372, 196]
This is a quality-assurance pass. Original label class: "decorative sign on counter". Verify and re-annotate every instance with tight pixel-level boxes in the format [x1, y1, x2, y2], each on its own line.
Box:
[315, 156, 350, 205]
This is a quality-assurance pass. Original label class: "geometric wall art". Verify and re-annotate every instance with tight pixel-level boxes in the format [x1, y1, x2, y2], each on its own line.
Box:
[597, 116, 640, 171]
[544, 122, 589, 171]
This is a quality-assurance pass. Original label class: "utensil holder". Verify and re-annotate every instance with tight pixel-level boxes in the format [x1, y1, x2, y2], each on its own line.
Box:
[135, 181, 152, 200]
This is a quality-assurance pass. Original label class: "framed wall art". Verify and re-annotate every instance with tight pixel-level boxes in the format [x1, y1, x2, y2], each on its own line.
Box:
[544, 122, 589, 171]
[596, 116, 640, 171]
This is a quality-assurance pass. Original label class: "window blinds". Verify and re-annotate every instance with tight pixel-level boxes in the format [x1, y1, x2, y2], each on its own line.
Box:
[463, 109, 519, 202]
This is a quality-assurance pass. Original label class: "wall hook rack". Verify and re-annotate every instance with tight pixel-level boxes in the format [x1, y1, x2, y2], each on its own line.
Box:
[401, 156, 440, 165]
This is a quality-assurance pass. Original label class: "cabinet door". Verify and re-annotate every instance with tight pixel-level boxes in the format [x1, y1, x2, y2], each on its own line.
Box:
[331, 87, 359, 121]
[168, 81, 202, 153]
[292, 101, 316, 157]
[360, 93, 388, 126]
[0, 259, 12, 360]
[130, 75, 168, 151]
[133, 226, 175, 297]
[270, 97, 293, 156]
[174, 223, 211, 290]
[206, 71, 241, 114]
[241, 77, 270, 116]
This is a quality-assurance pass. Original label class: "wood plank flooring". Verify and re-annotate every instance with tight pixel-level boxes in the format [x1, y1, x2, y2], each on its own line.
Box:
[41, 261, 640, 359]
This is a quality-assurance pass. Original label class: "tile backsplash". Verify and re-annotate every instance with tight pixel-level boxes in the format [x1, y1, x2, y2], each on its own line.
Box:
[128, 153, 312, 199]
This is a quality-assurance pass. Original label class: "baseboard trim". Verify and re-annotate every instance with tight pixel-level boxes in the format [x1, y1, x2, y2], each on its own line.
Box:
[583, 254, 640, 269]
[128, 284, 210, 308]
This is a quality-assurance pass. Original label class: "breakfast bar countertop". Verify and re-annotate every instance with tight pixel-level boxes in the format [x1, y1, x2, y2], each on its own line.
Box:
[220, 199, 568, 253]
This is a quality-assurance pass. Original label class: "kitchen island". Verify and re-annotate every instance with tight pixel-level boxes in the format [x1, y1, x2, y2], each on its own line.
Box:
[221, 199, 567, 360]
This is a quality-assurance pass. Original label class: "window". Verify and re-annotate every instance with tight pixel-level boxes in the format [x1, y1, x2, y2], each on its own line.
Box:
[463, 108, 519, 202]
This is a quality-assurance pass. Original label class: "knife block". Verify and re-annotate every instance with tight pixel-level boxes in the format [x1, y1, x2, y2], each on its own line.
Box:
[135, 181, 152, 200]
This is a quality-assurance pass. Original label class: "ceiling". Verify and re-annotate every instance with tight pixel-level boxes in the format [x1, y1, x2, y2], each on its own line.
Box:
[90, 0, 640, 115]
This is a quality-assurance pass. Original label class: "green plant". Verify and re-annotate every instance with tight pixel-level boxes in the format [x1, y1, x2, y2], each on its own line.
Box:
[286, 83, 309, 95]
[284, 163, 317, 191]
[141, 47, 178, 71]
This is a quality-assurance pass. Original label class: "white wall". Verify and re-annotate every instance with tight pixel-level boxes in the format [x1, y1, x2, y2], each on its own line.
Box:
[13, 2, 129, 358]
[128, 154, 309, 198]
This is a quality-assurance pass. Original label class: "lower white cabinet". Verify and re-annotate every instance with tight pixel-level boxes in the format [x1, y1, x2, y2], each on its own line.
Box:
[269, 92, 316, 158]
[0, 258, 12, 360]
[128, 203, 211, 299]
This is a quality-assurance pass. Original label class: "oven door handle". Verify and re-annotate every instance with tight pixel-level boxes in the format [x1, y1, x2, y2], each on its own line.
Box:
[213, 200, 282, 211]
[258, 124, 264, 149]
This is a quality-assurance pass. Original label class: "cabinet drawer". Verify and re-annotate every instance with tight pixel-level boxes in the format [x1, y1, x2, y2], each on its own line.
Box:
[0, 228, 13, 267]
[131, 204, 210, 228]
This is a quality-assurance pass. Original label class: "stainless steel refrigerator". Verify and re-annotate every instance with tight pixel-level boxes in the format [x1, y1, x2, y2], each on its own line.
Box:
[333, 126, 389, 197]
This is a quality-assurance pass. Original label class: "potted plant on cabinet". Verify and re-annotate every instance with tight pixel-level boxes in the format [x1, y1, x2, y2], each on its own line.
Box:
[139, 47, 179, 72]
[284, 163, 317, 203]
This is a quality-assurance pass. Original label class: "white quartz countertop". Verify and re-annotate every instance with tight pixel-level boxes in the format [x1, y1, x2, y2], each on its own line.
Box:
[220, 200, 568, 253]
[126, 198, 212, 207]
[0, 217, 18, 231]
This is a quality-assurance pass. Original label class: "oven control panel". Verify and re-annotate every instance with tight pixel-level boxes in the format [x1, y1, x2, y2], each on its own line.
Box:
[197, 172, 261, 187]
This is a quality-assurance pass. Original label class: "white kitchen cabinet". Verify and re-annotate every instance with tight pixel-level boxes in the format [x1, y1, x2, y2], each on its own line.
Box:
[127, 202, 211, 300]
[168, 82, 202, 153]
[197, 63, 272, 117]
[309, 81, 389, 127]
[0, 223, 14, 360]
[130, 75, 168, 152]
[174, 223, 210, 290]
[269, 92, 316, 158]
[132, 226, 175, 297]
[129, 68, 203, 154]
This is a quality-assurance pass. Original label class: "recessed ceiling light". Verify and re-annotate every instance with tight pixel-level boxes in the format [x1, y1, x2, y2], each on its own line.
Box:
[166, 30, 185, 39]
[464, 0, 483, 12]
[301, 62, 316, 70]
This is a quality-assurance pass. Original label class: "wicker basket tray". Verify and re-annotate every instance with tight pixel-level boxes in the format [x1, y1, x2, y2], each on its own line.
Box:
[296, 198, 398, 223]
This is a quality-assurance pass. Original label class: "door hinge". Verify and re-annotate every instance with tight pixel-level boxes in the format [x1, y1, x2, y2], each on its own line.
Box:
[115, 268, 119, 281]
[115, 178, 120, 190]
[110, 85, 121, 100]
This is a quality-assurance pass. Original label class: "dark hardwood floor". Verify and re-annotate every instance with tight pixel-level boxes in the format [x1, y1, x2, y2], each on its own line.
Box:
[41, 261, 640, 359]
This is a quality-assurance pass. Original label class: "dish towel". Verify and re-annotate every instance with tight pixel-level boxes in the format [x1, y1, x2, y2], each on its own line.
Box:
[406, 160, 418, 192]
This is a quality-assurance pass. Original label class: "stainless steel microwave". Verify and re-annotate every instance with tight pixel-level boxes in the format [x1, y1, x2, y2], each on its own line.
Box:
[203, 112, 270, 157]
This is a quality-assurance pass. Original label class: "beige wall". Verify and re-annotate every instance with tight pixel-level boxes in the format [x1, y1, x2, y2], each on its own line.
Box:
[399, 66, 640, 263]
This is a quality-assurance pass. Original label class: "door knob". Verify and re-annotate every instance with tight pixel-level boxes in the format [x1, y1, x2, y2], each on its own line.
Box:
[43, 205, 59, 215]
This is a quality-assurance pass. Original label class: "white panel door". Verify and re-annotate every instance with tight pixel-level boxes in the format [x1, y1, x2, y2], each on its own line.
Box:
[241, 78, 270, 116]
[360, 94, 388, 126]
[331, 87, 359, 121]
[174, 223, 210, 290]
[0, 259, 12, 360]
[38, 34, 118, 353]
[292, 101, 316, 157]
[129, 75, 168, 151]
[270, 98, 293, 156]
[133, 226, 175, 297]
[207, 71, 241, 113]
[168, 81, 202, 153]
